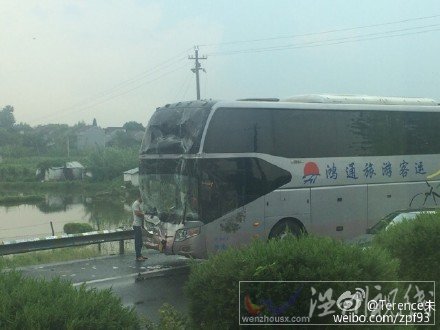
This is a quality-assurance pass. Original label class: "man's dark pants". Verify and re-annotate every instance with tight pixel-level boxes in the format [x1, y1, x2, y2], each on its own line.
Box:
[133, 225, 143, 258]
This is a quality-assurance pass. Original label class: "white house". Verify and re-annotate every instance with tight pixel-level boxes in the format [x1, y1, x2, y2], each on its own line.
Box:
[65, 161, 85, 180]
[44, 167, 65, 181]
[40, 161, 85, 181]
[123, 168, 139, 186]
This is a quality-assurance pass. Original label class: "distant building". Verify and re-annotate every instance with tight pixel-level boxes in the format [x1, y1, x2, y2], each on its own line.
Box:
[44, 167, 65, 181]
[76, 126, 105, 150]
[123, 168, 139, 186]
[40, 162, 85, 181]
[65, 161, 85, 180]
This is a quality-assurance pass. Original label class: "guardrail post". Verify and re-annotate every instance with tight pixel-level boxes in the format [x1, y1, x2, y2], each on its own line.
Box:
[119, 240, 125, 254]
[50, 221, 55, 236]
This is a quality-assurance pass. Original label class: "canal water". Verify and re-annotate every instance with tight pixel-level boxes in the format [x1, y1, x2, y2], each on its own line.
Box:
[0, 194, 132, 242]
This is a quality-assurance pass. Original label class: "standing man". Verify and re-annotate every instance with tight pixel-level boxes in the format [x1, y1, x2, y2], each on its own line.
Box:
[132, 195, 147, 261]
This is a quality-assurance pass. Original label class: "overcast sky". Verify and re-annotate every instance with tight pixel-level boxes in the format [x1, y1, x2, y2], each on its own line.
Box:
[1, 0, 439, 127]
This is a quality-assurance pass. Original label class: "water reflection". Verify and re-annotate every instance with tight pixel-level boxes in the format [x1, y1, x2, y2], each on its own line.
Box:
[0, 193, 131, 241]
[36, 195, 83, 213]
[83, 197, 131, 228]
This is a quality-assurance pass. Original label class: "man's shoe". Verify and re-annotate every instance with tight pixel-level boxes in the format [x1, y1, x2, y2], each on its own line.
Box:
[136, 257, 146, 261]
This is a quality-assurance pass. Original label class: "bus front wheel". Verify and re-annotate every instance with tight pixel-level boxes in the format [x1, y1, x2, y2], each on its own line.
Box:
[269, 219, 303, 239]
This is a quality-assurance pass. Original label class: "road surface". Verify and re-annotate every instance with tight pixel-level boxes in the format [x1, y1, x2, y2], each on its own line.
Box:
[17, 250, 194, 323]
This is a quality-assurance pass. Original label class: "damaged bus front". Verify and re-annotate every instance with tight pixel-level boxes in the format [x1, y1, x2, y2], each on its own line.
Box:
[139, 101, 214, 258]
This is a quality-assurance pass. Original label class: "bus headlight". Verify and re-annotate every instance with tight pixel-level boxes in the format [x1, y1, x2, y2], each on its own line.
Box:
[175, 227, 201, 242]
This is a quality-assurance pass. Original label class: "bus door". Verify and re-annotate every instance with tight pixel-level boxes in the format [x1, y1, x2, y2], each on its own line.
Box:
[205, 197, 266, 255]
[200, 158, 268, 254]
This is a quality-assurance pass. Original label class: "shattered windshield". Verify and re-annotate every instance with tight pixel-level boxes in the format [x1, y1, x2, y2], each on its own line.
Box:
[141, 101, 214, 154]
[139, 158, 198, 224]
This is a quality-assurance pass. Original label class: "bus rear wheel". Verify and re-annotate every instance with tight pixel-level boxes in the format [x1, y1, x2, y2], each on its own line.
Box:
[269, 220, 303, 239]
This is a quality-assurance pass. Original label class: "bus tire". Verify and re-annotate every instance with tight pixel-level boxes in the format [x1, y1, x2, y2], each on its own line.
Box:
[269, 219, 304, 240]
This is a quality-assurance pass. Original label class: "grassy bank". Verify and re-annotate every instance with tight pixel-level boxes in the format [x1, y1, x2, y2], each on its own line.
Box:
[0, 247, 100, 269]
[0, 241, 134, 268]
[0, 194, 45, 206]
[0, 180, 140, 200]
[0, 180, 121, 193]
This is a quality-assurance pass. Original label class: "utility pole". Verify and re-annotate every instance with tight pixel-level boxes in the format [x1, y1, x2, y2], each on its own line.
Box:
[67, 136, 70, 158]
[189, 46, 207, 100]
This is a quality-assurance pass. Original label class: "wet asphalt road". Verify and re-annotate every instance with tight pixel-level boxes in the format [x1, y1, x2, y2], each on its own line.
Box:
[17, 250, 194, 323]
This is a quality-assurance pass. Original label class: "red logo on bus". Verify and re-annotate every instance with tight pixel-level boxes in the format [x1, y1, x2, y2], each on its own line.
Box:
[303, 162, 320, 184]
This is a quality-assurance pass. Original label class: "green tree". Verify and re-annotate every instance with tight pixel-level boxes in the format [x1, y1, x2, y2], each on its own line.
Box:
[107, 131, 135, 148]
[0, 105, 15, 129]
[123, 121, 144, 131]
[0, 128, 15, 146]
[74, 120, 86, 129]
[86, 147, 138, 181]
[13, 122, 32, 133]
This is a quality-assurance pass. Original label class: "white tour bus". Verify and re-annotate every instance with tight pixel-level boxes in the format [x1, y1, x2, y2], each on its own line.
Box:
[139, 95, 440, 258]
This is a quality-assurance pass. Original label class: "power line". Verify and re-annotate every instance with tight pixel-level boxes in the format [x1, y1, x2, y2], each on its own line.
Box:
[90, 48, 192, 96]
[50, 63, 189, 119]
[208, 24, 440, 56]
[29, 48, 192, 123]
[174, 70, 193, 100]
[82, 56, 187, 101]
[25, 14, 440, 122]
[200, 14, 440, 47]
[182, 76, 192, 100]
[34, 58, 186, 121]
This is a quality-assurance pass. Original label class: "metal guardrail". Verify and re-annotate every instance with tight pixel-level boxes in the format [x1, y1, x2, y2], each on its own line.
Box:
[0, 228, 134, 256]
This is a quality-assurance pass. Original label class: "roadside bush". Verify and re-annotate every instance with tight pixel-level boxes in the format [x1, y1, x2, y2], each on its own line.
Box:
[145, 303, 192, 330]
[0, 270, 140, 329]
[63, 222, 94, 234]
[373, 212, 439, 280]
[373, 212, 439, 326]
[185, 235, 399, 329]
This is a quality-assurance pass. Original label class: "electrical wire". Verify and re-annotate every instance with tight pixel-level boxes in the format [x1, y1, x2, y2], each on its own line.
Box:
[174, 71, 193, 100]
[25, 14, 440, 122]
[28, 48, 192, 123]
[50, 62, 189, 118]
[208, 25, 440, 56]
[30, 60, 188, 122]
[200, 14, 440, 47]
[182, 75, 193, 100]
